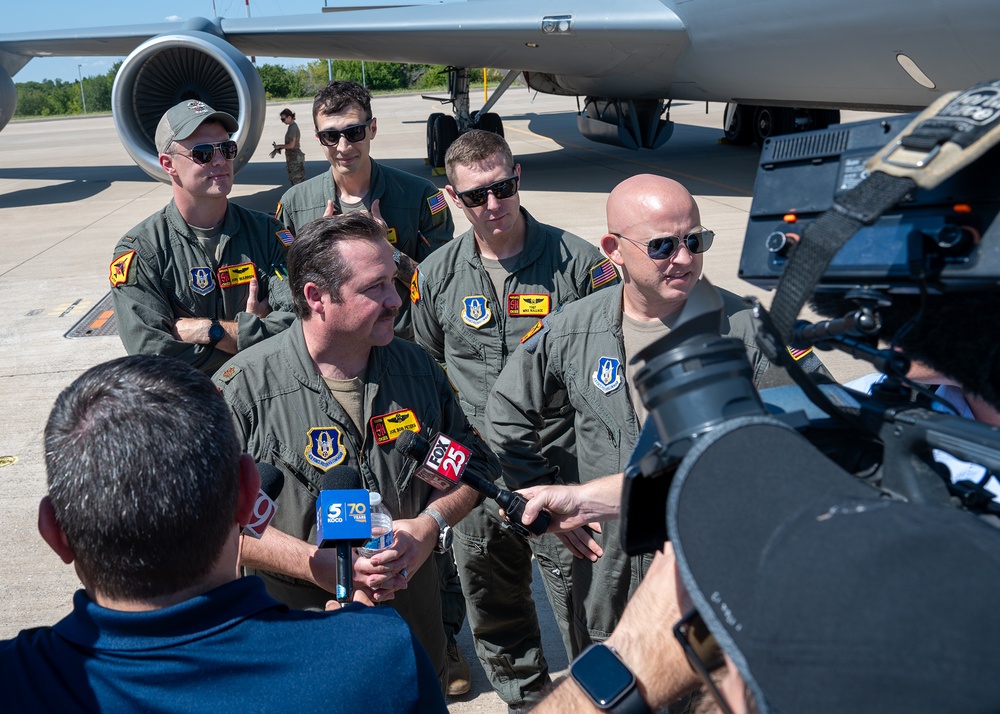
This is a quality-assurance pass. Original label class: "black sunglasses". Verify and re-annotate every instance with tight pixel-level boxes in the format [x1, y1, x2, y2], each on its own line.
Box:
[612, 228, 714, 260]
[173, 140, 238, 165]
[454, 176, 519, 208]
[673, 609, 735, 714]
[315, 119, 373, 146]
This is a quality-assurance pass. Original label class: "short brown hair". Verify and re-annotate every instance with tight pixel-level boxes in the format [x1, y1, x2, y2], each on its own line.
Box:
[444, 130, 514, 185]
[312, 81, 372, 125]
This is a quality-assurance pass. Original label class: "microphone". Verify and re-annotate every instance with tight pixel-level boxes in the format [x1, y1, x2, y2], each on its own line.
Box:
[315, 466, 372, 603]
[242, 462, 285, 539]
[394, 430, 551, 537]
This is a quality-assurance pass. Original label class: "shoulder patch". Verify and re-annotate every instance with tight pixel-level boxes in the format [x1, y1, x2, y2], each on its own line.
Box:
[427, 190, 448, 216]
[590, 258, 618, 289]
[274, 202, 283, 222]
[219, 365, 241, 383]
[520, 317, 552, 353]
[787, 346, 813, 361]
[386, 227, 398, 245]
[109, 251, 136, 288]
[410, 268, 422, 304]
[275, 229, 294, 247]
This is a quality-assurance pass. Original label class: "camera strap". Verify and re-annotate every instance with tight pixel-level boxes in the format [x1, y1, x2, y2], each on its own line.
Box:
[769, 80, 1000, 344]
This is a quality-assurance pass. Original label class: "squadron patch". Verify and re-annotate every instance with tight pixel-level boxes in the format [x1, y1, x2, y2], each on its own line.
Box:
[305, 427, 347, 471]
[109, 251, 136, 287]
[386, 227, 398, 245]
[410, 269, 422, 304]
[218, 262, 256, 289]
[592, 356, 623, 394]
[461, 296, 492, 329]
[428, 190, 448, 215]
[508, 294, 551, 317]
[590, 259, 617, 289]
[370, 408, 421, 445]
[190, 267, 216, 296]
[275, 229, 294, 247]
[520, 319, 544, 344]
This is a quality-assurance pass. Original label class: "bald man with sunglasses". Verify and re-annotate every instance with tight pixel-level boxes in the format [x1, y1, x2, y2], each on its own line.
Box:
[109, 100, 295, 374]
[485, 174, 829, 653]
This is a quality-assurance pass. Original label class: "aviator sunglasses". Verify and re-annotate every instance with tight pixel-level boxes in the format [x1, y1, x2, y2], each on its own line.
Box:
[315, 119, 374, 146]
[673, 609, 735, 714]
[172, 140, 238, 165]
[612, 227, 714, 260]
[454, 176, 520, 208]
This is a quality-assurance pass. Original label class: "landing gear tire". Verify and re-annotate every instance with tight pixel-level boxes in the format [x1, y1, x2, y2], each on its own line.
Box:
[472, 110, 504, 136]
[429, 114, 458, 169]
[723, 104, 755, 146]
[753, 106, 796, 146]
[426, 112, 445, 164]
[812, 109, 841, 130]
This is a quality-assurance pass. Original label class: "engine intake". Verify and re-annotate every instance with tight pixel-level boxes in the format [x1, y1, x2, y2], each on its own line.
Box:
[112, 25, 265, 182]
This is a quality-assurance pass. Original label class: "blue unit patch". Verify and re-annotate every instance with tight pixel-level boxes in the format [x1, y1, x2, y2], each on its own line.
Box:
[305, 427, 347, 471]
[461, 295, 492, 329]
[190, 267, 216, 296]
[592, 356, 623, 394]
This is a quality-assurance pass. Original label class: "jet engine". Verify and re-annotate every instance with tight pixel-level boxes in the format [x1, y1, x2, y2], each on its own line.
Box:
[0, 66, 16, 134]
[112, 21, 265, 183]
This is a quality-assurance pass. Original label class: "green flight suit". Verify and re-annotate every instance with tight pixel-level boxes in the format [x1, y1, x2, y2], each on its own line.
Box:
[486, 284, 829, 647]
[276, 158, 454, 339]
[109, 200, 294, 375]
[411, 208, 620, 708]
[214, 321, 500, 690]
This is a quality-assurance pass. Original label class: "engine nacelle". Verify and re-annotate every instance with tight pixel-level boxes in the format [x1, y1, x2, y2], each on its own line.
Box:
[0, 65, 16, 134]
[112, 23, 265, 183]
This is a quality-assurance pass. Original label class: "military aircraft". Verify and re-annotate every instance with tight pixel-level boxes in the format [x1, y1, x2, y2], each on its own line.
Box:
[1, 0, 997, 182]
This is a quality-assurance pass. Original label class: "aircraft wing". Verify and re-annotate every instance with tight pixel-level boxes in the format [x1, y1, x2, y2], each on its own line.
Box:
[0, 0, 687, 84]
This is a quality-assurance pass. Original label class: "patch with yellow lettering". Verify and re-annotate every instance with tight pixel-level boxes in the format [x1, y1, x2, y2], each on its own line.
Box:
[410, 269, 421, 304]
[218, 262, 256, 289]
[370, 409, 421, 445]
[109, 251, 136, 288]
[386, 227, 398, 244]
[507, 294, 551, 317]
[305, 427, 347, 471]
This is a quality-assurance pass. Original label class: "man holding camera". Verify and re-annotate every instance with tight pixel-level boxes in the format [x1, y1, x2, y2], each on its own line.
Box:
[110, 100, 295, 375]
[486, 174, 828, 651]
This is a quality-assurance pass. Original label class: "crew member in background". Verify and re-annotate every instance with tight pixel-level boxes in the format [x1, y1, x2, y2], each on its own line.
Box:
[412, 130, 620, 712]
[271, 108, 306, 185]
[214, 213, 497, 693]
[487, 174, 830, 655]
[275, 80, 454, 340]
[109, 100, 294, 375]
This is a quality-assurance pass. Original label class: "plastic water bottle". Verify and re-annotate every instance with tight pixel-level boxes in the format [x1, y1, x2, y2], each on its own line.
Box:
[358, 491, 394, 557]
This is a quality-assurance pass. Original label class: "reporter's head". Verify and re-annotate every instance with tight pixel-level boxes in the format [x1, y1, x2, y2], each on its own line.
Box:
[41, 355, 243, 602]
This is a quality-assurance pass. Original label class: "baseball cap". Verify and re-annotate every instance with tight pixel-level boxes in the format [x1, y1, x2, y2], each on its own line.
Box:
[668, 415, 1000, 714]
[155, 100, 239, 154]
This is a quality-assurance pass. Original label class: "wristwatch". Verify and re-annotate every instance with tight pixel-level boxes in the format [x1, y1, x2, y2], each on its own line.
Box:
[421, 507, 453, 553]
[570, 643, 651, 714]
[207, 320, 225, 347]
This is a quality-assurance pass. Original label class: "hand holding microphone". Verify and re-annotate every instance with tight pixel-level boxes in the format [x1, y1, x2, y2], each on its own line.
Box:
[394, 430, 551, 537]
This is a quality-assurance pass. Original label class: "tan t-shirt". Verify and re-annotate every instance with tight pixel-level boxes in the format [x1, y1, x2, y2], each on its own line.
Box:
[621, 312, 675, 425]
[323, 370, 367, 436]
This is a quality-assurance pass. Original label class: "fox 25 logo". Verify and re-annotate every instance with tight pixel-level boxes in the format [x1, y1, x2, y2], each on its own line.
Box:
[327, 500, 368, 523]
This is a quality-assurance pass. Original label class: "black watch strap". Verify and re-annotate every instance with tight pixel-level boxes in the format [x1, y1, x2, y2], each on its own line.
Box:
[570, 643, 651, 714]
[208, 320, 225, 347]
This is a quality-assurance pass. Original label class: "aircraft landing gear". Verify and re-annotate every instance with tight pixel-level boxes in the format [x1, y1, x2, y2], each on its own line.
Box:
[753, 106, 797, 145]
[723, 103, 755, 145]
[726, 104, 843, 147]
[427, 113, 459, 169]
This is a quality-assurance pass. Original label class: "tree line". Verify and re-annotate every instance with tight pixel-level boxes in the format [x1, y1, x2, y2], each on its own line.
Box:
[13, 61, 499, 118]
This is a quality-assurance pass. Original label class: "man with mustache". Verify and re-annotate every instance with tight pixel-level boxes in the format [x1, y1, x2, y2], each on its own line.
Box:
[213, 213, 495, 691]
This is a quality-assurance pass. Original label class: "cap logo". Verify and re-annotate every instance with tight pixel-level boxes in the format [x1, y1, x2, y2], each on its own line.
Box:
[187, 100, 210, 114]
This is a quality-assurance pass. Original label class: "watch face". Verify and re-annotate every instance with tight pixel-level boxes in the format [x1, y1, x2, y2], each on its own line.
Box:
[440, 527, 454, 551]
[209, 322, 225, 342]
[571, 644, 636, 708]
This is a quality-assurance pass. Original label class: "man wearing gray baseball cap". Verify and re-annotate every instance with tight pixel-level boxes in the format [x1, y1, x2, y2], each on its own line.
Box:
[109, 100, 295, 374]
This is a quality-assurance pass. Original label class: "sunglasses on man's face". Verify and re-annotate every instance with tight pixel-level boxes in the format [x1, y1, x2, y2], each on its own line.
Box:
[454, 176, 519, 208]
[673, 609, 735, 714]
[613, 228, 715, 260]
[315, 119, 373, 146]
[173, 140, 238, 165]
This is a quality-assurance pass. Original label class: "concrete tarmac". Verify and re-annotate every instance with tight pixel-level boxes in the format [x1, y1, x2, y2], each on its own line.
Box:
[0, 91, 884, 711]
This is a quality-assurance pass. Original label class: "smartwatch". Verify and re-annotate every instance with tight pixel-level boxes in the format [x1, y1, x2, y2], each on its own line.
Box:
[421, 507, 453, 553]
[570, 643, 650, 714]
[207, 320, 225, 347]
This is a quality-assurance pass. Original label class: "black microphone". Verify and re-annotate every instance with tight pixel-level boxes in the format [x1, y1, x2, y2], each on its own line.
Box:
[242, 462, 285, 538]
[316, 466, 371, 603]
[395, 430, 551, 537]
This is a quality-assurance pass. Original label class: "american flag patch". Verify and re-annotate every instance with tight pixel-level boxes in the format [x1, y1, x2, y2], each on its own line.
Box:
[787, 346, 813, 361]
[276, 229, 294, 247]
[590, 259, 617, 289]
[427, 190, 448, 215]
